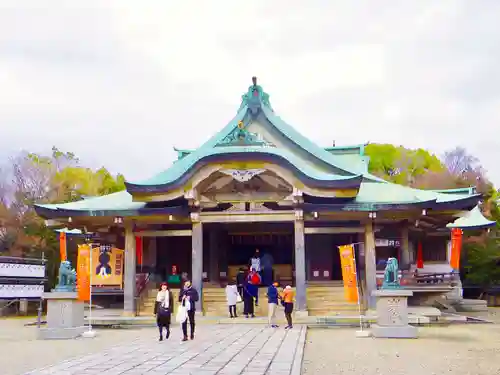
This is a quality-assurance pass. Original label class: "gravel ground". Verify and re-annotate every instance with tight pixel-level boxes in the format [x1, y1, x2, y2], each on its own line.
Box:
[303, 314, 500, 375]
[0, 318, 162, 375]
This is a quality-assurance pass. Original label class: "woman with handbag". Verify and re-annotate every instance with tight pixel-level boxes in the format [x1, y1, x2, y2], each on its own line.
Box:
[178, 280, 199, 341]
[154, 282, 174, 341]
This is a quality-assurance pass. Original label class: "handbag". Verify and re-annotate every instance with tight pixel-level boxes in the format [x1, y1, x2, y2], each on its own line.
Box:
[157, 304, 170, 317]
[176, 304, 188, 324]
[236, 294, 242, 303]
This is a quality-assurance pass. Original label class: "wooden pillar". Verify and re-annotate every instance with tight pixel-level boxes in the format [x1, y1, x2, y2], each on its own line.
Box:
[294, 210, 307, 312]
[191, 218, 203, 311]
[209, 229, 219, 283]
[364, 221, 377, 308]
[147, 237, 157, 280]
[400, 223, 410, 268]
[124, 226, 136, 316]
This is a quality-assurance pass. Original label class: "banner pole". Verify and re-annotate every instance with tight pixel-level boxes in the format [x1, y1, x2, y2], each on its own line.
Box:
[352, 244, 364, 331]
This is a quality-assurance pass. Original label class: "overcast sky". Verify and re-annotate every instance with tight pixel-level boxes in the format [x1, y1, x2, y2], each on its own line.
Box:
[1, 0, 499, 186]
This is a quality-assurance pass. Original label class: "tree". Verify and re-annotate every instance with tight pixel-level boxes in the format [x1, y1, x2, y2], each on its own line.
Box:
[0, 146, 126, 286]
[463, 236, 500, 296]
[365, 143, 445, 187]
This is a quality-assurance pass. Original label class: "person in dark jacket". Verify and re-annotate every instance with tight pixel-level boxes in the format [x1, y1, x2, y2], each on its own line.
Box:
[154, 282, 174, 341]
[178, 280, 199, 341]
[266, 281, 279, 328]
[236, 268, 246, 299]
[242, 280, 255, 318]
[179, 272, 189, 292]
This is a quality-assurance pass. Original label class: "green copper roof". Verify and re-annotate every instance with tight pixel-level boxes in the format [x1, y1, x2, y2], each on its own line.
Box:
[447, 206, 496, 229]
[36, 191, 145, 212]
[127, 79, 383, 191]
[432, 187, 477, 195]
[355, 182, 479, 205]
[128, 146, 362, 191]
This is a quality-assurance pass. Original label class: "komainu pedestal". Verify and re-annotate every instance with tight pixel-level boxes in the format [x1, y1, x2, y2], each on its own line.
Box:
[371, 290, 417, 339]
[38, 292, 85, 340]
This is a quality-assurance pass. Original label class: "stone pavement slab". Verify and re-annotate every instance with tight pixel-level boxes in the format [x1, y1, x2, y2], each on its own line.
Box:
[25, 325, 306, 375]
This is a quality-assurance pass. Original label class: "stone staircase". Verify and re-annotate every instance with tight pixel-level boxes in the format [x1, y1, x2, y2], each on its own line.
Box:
[138, 281, 361, 317]
[203, 287, 270, 317]
[306, 281, 361, 316]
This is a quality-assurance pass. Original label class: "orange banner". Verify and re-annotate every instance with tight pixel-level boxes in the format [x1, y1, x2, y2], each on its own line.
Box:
[77, 244, 91, 301]
[92, 247, 124, 288]
[450, 228, 463, 270]
[338, 244, 358, 303]
[59, 232, 67, 262]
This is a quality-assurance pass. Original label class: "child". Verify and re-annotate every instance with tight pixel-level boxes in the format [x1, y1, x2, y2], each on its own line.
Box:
[225, 281, 239, 318]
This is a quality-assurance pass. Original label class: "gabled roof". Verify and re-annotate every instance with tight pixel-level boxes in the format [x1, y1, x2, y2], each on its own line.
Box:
[126, 78, 383, 193]
[34, 78, 487, 219]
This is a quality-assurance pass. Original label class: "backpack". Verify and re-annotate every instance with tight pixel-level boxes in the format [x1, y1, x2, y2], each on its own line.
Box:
[250, 273, 261, 285]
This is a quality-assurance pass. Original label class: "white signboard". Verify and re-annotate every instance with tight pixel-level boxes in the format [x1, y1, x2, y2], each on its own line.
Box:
[0, 263, 45, 278]
[0, 284, 44, 298]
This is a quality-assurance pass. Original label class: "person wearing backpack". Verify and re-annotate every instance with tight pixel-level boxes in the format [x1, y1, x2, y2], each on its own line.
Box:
[154, 282, 174, 341]
[247, 268, 261, 306]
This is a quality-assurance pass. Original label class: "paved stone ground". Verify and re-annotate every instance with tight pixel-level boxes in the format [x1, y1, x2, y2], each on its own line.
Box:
[24, 325, 306, 375]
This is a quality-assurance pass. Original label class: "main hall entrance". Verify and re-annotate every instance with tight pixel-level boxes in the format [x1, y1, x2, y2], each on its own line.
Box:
[223, 222, 294, 286]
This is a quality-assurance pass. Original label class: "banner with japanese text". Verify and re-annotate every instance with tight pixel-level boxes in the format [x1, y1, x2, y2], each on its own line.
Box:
[91, 246, 124, 288]
[77, 244, 91, 301]
[338, 244, 358, 303]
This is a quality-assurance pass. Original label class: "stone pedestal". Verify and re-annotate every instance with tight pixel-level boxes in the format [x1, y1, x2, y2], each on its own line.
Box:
[38, 292, 85, 340]
[371, 289, 417, 339]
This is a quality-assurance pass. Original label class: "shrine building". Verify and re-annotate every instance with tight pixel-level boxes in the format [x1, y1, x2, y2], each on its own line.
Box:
[34, 78, 495, 317]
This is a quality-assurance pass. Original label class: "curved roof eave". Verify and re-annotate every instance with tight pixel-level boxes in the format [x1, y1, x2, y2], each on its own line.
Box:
[446, 206, 496, 229]
[34, 204, 187, 219]
[125, 148, 363, 193]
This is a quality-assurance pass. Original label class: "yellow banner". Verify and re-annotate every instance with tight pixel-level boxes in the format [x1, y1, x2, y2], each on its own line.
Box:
[77, 244, 91, 301]
[92, 247, 124, 288]
[338, 244, 358, 303]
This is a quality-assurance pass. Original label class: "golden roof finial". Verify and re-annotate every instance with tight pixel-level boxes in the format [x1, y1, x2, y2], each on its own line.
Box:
[238, 120, 244, 129]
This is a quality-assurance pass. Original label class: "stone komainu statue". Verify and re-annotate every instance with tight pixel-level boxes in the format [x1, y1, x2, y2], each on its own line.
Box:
[55, 260, 77, 291]
[382, 257, 400, 289]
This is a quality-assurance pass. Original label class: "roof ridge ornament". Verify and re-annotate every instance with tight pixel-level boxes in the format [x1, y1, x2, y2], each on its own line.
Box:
[239, 76, 273, 114]
[218, 120, 274, 147]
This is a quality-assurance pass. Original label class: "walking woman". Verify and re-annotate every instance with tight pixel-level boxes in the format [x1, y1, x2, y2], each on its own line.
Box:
[154, 282, 174, 341]
[281, 285, 294, 329]
[178, 280, 199, 341]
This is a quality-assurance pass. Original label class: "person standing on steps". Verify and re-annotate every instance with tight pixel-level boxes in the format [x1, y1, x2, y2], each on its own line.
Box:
[281, 285, 295, 329]
[225, 281, 239, 318]
[261, 251, 274, 286]
[178, 280, 199, 341]
[247, 268, 261, 306]
[249, 249, 261, 279]
[154, 282, 174, 341]
[266, 281, 279, 328]
[242, 275, 256, 318]
[236, 267, 246, 299]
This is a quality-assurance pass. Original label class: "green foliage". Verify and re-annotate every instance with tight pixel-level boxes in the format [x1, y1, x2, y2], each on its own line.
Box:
[463, 236, 500, 289]
[365, 143, 445, 185]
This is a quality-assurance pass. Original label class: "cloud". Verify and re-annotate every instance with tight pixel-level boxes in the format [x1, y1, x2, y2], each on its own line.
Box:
[0, 0, 499, 185]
